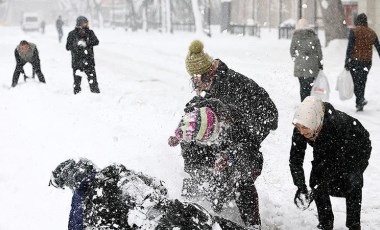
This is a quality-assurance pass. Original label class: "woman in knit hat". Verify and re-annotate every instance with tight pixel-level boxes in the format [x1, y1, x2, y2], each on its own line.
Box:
[345, 13, 380, 111]
[169, 98, 263, 229]
[289, 96, 371, 230]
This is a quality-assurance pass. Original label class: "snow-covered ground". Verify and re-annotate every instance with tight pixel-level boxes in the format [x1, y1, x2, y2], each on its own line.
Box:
[0, 25, 379, 230]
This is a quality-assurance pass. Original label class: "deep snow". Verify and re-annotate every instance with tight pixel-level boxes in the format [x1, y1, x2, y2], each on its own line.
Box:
[0, 25, 379, 230]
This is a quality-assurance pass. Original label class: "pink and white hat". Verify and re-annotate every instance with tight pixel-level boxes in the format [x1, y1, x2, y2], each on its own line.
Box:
[175, 107, 219, 143]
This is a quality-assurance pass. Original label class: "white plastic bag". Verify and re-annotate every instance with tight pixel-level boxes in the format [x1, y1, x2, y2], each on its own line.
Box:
[335, 69, 354, 100]
[311, 70, 330, 101]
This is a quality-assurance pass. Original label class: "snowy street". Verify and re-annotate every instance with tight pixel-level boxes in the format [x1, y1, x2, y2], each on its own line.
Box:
[0, 26, 379, 229]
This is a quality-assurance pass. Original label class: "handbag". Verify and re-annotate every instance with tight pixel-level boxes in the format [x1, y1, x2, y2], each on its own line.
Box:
[311, 70, 330, 101]
[335, 69, 354, 100]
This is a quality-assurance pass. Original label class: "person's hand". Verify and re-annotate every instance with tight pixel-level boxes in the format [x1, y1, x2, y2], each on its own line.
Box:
[344, 62, 350, 71]
[77, 40, 87, 47]
[168, 136, 180, 147]
[214, 153, 229, 173]
[319, 64, 323, 70]
[184, 96, 203, 113]
[294, 185, 313, 210]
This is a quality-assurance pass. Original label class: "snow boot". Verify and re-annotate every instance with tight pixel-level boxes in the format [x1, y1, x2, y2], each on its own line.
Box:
[356, 100, 368, 112]
[317, 222, 333, 230]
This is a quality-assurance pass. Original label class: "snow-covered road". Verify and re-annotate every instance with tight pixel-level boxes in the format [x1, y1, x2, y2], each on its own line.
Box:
[0, 25, 379, 229]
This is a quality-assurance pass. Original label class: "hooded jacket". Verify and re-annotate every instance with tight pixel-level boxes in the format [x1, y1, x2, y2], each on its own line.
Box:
[289, 102, 371, 194]
[290, 29, 323, 78]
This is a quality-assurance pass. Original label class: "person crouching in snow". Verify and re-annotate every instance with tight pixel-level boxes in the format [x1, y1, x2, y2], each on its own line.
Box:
[49, 158, 250, 230]
[168, 99, 263, 230]
[12, 40, 46, 87]
[66, 16, 100, 94]
[289, 96, 371, 230]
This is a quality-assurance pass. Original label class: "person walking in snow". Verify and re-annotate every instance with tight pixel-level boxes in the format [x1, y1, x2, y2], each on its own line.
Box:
[345, 13, 380, 111]
[169, 99, 263, 229]
[40, 20, 46, 34]
[56, 15, 64, 43]
[289, 96, 371, 230]
[49, 158, 249, 230]
[66, 16, 100, 94]
[12, 40, 46, 87]
[290, 18, 323, 101]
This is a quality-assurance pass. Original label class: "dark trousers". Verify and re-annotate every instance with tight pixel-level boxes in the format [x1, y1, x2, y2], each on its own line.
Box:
[73, 67, 100, 94]
[313, 184, 362, 229]
[349, 60, 371, 107]
[234, 168, 261, 227]
[298, 77, 315, 101]
[58, 29, 63, 43]
[12, 61, 45, 86]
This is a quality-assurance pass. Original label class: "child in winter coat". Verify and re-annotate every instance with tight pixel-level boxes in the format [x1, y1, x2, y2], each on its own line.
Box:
[12, 40, 46, 87]
[49, 158, 249, 230]
[289, 96, 371, 230]
[169, 98, 263, 229]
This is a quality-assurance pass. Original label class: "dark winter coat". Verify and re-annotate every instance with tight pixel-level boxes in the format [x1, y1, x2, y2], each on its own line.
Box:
[289, 102, 371, 196]
[345, 26, 380, 64]
[290, 29, 323, 78]
[66, 28, 99, 70]
[69, 164, 246, 230]
[204, 59, 278, 143]
[56, 18, 64, 32]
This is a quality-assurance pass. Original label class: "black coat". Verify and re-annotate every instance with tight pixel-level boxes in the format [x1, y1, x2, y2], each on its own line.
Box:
[289, 102, 371, 195]
[204, 60, 278, 143]
[66, 28, 99, 70]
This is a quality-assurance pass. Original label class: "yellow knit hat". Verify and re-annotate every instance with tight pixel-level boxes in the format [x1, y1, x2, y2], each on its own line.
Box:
[185, 40, 213, 76]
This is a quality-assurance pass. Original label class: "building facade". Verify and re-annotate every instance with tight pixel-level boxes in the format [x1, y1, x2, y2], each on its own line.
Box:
[358, 0, 380, 33]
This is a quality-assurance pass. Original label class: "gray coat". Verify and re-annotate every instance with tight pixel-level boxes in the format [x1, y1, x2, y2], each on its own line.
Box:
[290, 29, 323, 79]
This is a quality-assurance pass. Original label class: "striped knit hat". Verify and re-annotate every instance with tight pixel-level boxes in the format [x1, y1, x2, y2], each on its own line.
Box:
[175, 107, 219, 143]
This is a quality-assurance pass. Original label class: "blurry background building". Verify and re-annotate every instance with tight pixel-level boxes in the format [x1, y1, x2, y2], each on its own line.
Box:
[0, 0, 379, 35]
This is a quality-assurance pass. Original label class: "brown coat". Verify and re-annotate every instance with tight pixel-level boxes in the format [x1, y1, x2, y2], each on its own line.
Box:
[351, 26, 378, 61]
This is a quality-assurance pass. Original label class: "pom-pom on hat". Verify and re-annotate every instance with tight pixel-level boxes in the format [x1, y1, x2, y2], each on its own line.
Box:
[175, 107, 219, 143]
[185, 40, 213, 76]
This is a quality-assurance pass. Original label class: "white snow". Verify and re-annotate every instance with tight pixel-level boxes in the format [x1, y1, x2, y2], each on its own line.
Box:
[0, 26, 379, 230]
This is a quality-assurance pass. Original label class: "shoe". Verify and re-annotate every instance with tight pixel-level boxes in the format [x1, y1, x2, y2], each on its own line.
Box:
[11, 82, 17, 87]
[356, 100, 367, 112]
[349, 225, 361, 230]
[90, 88, 100, 93]
[317, 223, 333, 230]
[356, 105, 363, 112]
[247, 225, 261, 230]
[74, 88, 81, 94]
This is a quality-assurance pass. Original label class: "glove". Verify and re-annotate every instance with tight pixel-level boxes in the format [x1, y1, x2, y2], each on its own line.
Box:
[294, 185, 313, 210]
[214, 152, 229, 173]
[184, 96, 204, 113]
[168, 136, 180, 147]
[77, 40, 87, 47]
[319, 64, 323, 70]
[344, 62, 351, 71]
